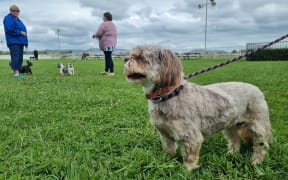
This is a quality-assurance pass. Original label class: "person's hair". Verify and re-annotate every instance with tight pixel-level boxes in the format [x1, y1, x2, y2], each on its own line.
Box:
[10, 4, 20, 11]
[103, 12, 112, 21]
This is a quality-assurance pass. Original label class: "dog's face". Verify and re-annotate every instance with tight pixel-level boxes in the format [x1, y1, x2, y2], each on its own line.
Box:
[26, 60, 32, 67]
[57, 63, 64, 69]
[124, 45, 183, 88]
[67, 63, 74, 69]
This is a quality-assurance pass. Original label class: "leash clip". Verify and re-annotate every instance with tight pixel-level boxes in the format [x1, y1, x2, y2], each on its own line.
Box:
[150, 96, 162, 103]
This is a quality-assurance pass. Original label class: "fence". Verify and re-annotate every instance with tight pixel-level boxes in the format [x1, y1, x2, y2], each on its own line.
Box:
[246, 41, 288, 61]
[246, 41, 288, 50]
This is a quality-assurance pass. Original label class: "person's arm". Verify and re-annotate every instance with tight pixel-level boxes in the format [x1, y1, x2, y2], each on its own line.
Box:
[4, 16, 22, 36]
[93, 23, 105, 39]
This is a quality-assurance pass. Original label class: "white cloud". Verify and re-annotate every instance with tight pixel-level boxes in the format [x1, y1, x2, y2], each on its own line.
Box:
[0, 0, 287, 52]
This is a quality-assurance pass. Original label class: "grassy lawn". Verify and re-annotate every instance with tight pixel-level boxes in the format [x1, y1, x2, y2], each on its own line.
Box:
[0, 58, 287, 179]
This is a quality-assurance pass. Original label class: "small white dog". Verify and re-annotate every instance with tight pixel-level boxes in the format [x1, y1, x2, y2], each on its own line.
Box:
[57, 63, 74, 75]
[124, 45, 272, 171]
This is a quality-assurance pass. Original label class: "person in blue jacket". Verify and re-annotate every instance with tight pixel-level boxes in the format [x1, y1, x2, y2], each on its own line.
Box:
[3, 4, 28, 78]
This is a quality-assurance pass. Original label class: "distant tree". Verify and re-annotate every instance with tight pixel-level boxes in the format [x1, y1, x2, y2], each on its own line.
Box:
[240, 49, 246, 54]
[232, 49, 237, 54]
[0, 51, 9, 55]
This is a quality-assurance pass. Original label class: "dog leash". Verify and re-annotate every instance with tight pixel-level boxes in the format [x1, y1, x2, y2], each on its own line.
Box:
[183, 33, 288, 80]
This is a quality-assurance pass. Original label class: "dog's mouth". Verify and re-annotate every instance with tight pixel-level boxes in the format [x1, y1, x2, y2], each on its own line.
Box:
[127, 73, 146, 79]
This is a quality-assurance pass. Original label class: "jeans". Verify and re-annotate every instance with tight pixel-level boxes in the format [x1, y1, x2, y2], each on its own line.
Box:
[104, 51, 114, 73]
[8, 44, 24, 71]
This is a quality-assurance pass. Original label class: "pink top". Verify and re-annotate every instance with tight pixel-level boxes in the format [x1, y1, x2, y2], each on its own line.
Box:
[95, 21, 117, 50]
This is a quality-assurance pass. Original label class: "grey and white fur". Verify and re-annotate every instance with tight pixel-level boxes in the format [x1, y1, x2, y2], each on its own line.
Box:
[123, 45, 272, 171]
[57, 63, 74, 75]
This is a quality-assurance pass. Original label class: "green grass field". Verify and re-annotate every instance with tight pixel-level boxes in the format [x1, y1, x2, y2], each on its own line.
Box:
[0, 58, 287, 179]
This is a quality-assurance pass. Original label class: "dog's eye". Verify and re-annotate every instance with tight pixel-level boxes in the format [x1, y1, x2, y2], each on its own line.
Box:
[124, 57, 129, 63]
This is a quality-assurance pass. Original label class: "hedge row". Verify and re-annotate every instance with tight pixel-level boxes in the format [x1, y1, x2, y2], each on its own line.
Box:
[246, 48, 288, 61]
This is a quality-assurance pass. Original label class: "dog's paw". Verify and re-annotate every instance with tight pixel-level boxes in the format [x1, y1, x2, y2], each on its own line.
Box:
[251, 153, 265, 165]
[226, 144, 240, 155]
[184, 162, 200, 171]
[163, 147, 177, 157]
[227, 148, 240, 155]
[251, 158, 264, 165]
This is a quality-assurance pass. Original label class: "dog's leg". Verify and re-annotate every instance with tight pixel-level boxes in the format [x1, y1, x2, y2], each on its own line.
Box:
[157, 128, 177, 156]
[181, 131, 203, 171]
[245, 100, 271, 165]
[223, 127, 241, 154]
[248, 121, 270, 165]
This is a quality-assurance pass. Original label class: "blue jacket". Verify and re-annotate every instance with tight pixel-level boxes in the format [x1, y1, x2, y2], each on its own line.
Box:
[3, 13, 28, 46]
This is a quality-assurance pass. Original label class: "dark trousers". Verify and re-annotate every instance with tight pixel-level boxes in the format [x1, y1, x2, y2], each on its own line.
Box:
[104, 51, 114, 73]
[8, 44, 24, 71]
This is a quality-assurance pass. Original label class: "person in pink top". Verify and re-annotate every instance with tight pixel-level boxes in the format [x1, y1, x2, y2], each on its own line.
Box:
[93, 12, 117, 76]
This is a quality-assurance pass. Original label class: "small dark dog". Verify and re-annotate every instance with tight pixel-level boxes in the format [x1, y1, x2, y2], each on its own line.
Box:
[20, 60, 33, 74]
[9, 60, 33, 74]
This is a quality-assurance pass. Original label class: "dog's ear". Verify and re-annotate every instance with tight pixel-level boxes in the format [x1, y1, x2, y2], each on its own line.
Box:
[158, 48, 183, 87]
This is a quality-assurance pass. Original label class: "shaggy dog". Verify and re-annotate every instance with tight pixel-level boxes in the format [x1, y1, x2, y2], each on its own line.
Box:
[123, 45, 272, 171]
[57, 63, 74, 75]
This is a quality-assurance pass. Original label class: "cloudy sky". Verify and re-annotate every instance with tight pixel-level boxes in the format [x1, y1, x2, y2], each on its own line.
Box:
[0, 0, 287, 52]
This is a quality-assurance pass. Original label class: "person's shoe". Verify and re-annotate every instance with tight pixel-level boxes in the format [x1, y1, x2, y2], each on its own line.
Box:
[100, 71, 109, 75]
[108, 73, 115, 76]
[13, 73, 24, 78]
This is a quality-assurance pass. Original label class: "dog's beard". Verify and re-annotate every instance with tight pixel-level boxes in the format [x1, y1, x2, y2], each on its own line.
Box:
[124, 60, 147, 82]
[124, 63, 157, 87]
[125, 70, 147, 83]
[127, 72, 146, 79]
